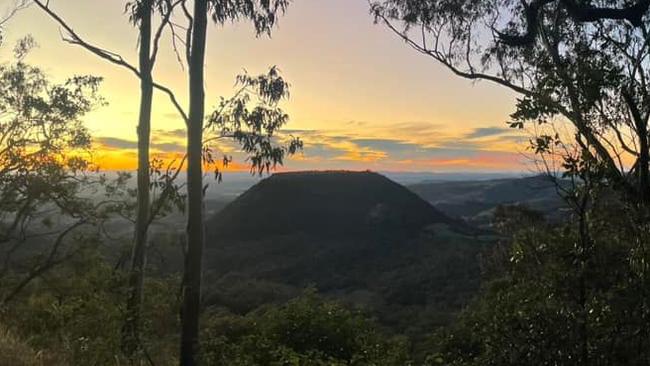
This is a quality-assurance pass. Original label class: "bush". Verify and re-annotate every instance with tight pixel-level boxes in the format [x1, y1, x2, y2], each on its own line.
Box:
[1, 249, 180, 366]
[201, 290, 412, 365]
[429, 199, 650, 366]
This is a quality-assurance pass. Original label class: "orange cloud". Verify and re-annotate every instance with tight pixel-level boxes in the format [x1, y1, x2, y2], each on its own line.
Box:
[91, 122, 530, 172]
[94, 149, 252, 172]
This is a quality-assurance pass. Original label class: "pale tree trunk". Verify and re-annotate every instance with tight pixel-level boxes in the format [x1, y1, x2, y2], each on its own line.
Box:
[123, 0, 154, 358]
[180, 0, 207, 364]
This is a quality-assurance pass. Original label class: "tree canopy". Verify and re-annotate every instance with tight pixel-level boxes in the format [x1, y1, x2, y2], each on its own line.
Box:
[373, 0, 650, 201]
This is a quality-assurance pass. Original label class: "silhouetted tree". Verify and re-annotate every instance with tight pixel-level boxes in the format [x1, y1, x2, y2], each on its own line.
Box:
[176, 2, 297, 363]
[371, 3, 650, 363]
[372, 0, 650, 205]
[33, 1, 185, 358]
[122, 0, 182, 357]
[0, 39, 110, 305]
[34, 3, 300, 363]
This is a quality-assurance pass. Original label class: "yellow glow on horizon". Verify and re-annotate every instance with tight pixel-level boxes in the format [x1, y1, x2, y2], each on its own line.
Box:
[2, 0, 530, 173]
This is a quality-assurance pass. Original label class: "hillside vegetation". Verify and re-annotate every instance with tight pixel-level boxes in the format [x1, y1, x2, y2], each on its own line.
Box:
[204, 171, 492, 346]
[409, 175, 569, 227]
[209, 171, 459, 239]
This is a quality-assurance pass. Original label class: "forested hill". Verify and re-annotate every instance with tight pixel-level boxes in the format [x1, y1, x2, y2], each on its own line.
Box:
[203, 171, 490, 338]
[207, 170, 462, 240]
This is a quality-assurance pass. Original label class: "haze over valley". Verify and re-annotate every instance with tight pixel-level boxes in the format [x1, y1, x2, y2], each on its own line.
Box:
[1, 0, 649, 365]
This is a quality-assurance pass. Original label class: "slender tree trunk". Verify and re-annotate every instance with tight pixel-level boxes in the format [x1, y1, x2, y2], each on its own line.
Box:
[123, 0, 154, 358]
[180, 1, 207, 364]
[577, 191, 590, 366]
[623, 90, 650, 204]
[635, 117, 649, 205]
[638, 123, 649, 204]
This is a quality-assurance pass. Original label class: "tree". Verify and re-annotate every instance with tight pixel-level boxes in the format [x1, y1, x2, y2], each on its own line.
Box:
[32, 1, 186, 358]
[428, 189, 650, 365]
[0, 39, 109, 305]
[174, 2, 297, 364]
[34, 3, 300, 363]
[3, 245, 182, 366]
[371, 0, 650, 204]
[182, 4, 208, 363]
[200, 290, 411, 365]
[370, 3, 650, 363]
[122, 1, 182, 356]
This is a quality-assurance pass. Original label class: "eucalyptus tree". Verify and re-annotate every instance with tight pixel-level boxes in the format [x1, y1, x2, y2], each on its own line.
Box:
[371, 2, 650, 363]
[122, 1, 182, 356]
[34, 1, 300, 364]
[175, 1, 297, 363]
[32, 0, 186, 357]
[372, 0, 650, 204]
[0, 39, 109, 304]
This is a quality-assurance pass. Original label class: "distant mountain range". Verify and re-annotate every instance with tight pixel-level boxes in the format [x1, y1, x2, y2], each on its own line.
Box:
[198, 172, 569, 226]
[409, 174, 570, 227]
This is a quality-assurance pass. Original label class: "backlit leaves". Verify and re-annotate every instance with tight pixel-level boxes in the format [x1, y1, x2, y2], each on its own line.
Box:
[205, 67, 302, 177]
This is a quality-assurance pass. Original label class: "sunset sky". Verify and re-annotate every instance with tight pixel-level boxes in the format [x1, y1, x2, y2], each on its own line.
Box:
[2, 0, 529, 172]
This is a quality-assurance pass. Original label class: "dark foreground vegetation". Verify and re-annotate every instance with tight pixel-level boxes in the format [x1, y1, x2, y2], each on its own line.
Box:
[3, 0, 650, 365]
[4, 169, 650, 365]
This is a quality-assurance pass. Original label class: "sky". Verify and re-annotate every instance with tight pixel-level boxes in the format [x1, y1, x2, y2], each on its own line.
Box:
[1, 0, 530, 173]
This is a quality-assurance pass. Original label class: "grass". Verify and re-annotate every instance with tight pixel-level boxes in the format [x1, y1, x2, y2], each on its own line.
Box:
[0, 325, 61, 366]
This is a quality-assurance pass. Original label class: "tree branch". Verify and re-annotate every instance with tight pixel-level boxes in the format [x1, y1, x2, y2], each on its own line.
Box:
[1, 218, 88, 306]
[33, 0, 189, 124]
[150, 0, 184, 65]
[499, 0, 650, 46]
[377, 14, 535, 96]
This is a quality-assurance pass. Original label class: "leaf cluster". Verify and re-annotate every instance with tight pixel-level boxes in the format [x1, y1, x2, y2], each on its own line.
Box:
[204, 67, 302, 180]
[200, 290, 412, 365]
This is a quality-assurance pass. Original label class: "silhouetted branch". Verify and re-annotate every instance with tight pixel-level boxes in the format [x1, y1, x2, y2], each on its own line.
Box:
[1, 218, 88, 306]
[180, 0, 193, 65]
[150, 0, 184, 65]
[167, 21, 187, 70]
[376, 13, 535, 96]
[33, 0, 189, 124]
[147, 155, 187, 227]
[0, 0, 29, 29]
[499, 0, 650, 46]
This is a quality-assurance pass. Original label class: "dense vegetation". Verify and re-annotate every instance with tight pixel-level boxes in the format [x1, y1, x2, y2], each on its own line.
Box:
[3, 0, 650, 365]
[409, 175, 571, 227]
[2, 250, 411, 365]
[200, 290, 411, 365]
[430, 191, 650, 365]
[203, 171, 487, 348]
[371, 0, 650, 364]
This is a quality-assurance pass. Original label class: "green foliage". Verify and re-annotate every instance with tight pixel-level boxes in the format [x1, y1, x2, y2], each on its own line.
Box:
[2, 249, 180, 366]
[4, 248, 423, 365]
[207, 0, 290, 36]
[201, 290, 412, 365]
[0, 324, 62, 366]
[14, 252, 125, 365]
[205, 67, 302, 180]
[372, 0, 650, 197]
[430, 196, 650, 365]
[0, 40, 134, 308]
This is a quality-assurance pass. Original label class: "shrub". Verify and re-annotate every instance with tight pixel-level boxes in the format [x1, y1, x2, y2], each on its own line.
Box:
[201, 290, 412, 365]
